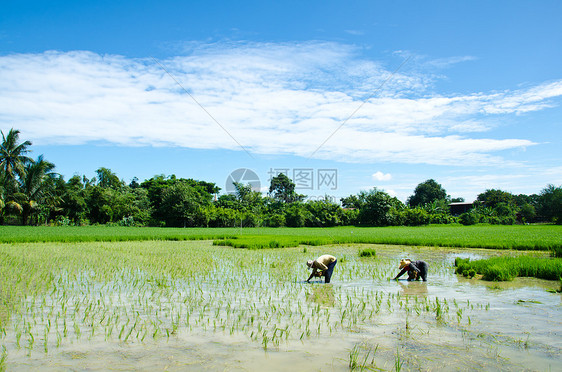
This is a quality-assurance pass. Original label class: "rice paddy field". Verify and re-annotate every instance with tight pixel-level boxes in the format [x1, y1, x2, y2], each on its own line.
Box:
[1, 236, 561, 371]
[1, 224, 561, 251]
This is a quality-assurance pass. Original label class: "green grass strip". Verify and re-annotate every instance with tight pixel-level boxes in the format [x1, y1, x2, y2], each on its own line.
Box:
[455, 256, 562, 281]
[1, 224, 561, 251]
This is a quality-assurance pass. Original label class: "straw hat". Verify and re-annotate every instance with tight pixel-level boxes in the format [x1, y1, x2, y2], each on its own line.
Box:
[399, 259, 411, 269]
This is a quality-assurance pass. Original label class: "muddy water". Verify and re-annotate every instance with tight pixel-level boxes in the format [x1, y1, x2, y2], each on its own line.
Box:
[2, 242, 561, 371]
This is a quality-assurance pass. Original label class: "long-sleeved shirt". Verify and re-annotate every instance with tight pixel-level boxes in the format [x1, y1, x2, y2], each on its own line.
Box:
[395, 260, 427, 279]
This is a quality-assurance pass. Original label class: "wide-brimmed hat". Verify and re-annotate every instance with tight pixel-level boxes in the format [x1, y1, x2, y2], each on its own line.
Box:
[307, 260, 314, 267]
[399, 259, 411, 269]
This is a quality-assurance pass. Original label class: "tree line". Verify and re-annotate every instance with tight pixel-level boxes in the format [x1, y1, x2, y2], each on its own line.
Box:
[1, 128, 561, 227]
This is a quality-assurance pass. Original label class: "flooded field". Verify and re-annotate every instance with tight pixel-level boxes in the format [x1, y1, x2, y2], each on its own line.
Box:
[1, 241, 560, 371]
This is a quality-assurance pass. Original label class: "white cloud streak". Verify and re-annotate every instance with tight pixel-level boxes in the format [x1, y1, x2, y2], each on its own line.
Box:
[1, 42, 559, 166]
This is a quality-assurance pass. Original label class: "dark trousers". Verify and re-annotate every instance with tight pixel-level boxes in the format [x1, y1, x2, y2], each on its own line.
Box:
[418, 261, 429, 281]
[324, 259, 337, 283]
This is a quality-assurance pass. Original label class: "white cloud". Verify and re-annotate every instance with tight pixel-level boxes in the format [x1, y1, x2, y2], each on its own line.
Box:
[425, 55, 478, 69]
[386, 189, 397, 197]
[372, 171, 392, 181]
[0, 43, 559, 166]
[344, 30, 365, 36]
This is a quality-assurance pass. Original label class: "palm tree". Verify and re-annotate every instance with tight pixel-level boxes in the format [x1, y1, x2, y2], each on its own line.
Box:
[0, 185, 5, 224]
[0, 128, 32, 195]
[13, 155, 57, 225]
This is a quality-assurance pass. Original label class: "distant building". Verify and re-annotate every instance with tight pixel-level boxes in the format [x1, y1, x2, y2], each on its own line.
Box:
[448, 202, 474, 216]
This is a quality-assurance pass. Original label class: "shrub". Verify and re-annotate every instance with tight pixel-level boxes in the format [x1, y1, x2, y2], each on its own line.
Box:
[118, 216, 135, 227]
[459, 212, 479, 225]
[401, 207, 430, 226]
[265, 214, 285, 227]
[429, 213, 456, 224]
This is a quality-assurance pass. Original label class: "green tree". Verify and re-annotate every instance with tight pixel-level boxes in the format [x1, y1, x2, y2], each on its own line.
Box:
[340, 195, 361, 209]
[304, 197, 343, 227]
[86, 186, 114, 224]
[95, 167, 122, 189]
[215, 194, 239, 210]
[210, 207, 239, 227]
[269, 173, 304, 204]
[284, 203, 308, 227]
[353, 188, 404, 226]
[233, 182, 264, 212]
[12, 155, 57, 225]
[407, 179, 448, 207]
[141, 175, 219, 225]
[0, 185, 5, 224]
[519, 203, 536, 223]
[61, 175, 89, 224]
[538, 184, 562, 224]
[160, 181, 212, 227]
[477, 189, 514, 209]
[0, 128, 32, 195]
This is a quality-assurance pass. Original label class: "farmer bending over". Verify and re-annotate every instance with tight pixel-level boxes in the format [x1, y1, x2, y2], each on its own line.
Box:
[393, 259, 428, 281]
[307, 254, 337, 283]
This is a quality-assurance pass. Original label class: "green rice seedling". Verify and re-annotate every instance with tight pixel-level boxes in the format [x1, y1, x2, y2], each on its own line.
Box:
[483, 265, 514, 281]
[394, 347, 404, 372]
[349, 344, 360, 370]
[43, 329, 48, 354]
[434, 298, 443, 322]
[26, 331, 34, 354]
[359, 248, 377, 258]
[454, 255, 562, 281]
[15, 330, 21, 349]
[0, 345, 7, 369]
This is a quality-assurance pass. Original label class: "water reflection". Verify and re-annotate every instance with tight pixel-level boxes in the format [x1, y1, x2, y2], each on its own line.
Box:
[306, 285, 335, 307]
[398, 281, 428, 296]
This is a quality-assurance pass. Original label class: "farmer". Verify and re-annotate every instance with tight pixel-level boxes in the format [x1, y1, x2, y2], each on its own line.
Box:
[306, 254, 337, 283]
[393, 259, 429, 281]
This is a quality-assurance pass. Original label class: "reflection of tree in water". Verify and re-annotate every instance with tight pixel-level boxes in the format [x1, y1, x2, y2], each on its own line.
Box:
[306, 285, 335, 307]
[398, 281, 428, 296]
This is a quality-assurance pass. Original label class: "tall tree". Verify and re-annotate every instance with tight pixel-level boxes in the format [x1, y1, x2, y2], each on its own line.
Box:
[0, 185, 5, 223]
[95, 167, 122, 189]
[14, 155, 57, 225]
[0, 128, 32, 194]
[407, 179, 448, 207]
[537, 184, 562, 224]
[269, 173, 304, 204]
[477, 189, 514, 209]
[355, 188, 404, 226]
[160, 181, 212, 227]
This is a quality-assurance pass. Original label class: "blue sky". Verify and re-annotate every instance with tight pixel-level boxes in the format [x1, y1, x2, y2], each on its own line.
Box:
[1, 0, 561, 202]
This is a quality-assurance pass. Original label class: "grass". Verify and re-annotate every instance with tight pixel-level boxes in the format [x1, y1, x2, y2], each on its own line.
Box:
[1, 224, 561, 251]
[455, 256, 562, 281]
